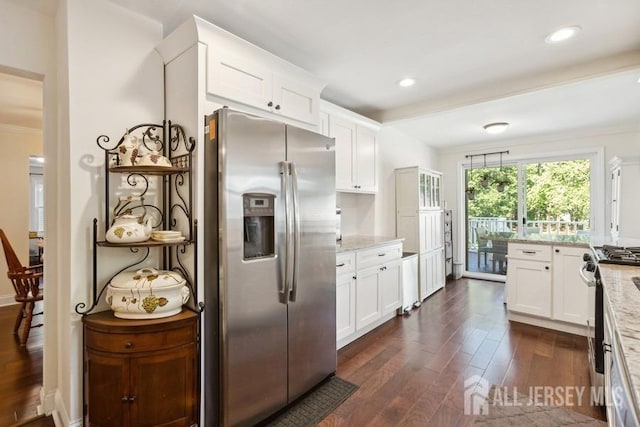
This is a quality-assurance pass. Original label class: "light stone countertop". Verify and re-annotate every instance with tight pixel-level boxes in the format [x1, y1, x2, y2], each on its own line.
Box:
[505, 234, 590, 248]
[337, 235, 404, 253]
[600, 263, 640, 415]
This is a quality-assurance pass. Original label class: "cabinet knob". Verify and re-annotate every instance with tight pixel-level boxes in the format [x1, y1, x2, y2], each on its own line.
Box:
[124, 342, 133, 349]
[545, 266, 550, 270]
[603, 343, 612, 353]
[555, 249, 560, 253]
[275, 104, 281, 111]
[267, 101, 273, 107]
[352, 275, 356, 280]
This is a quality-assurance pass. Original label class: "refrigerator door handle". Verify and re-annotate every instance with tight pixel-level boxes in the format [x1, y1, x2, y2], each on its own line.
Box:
[280, 161, 291, 302]
[290, 162, 301, 302]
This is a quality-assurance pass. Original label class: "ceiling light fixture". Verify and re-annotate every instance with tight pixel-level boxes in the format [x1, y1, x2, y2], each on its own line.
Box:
[545, 26, 581, 44]
[397, 78, 416, 88]
[483, 122, 509, 134]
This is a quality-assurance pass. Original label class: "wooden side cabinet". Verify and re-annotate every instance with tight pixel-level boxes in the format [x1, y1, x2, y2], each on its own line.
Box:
[83, 310, 199, 427]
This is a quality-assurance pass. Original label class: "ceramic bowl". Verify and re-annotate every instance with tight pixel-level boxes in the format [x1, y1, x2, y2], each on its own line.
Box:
[105, 268, 190, 319]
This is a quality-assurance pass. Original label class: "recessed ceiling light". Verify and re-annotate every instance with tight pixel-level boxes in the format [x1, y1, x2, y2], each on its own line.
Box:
[483, 122, 509, 134]
[545, 26, 581, 44]
[398, 78, 416, 88]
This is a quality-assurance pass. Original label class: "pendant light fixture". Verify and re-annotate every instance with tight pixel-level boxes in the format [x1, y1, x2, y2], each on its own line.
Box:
[496, 152, 507, 193]
[480, 154, 490, 188]
[465, 155, 475, 200]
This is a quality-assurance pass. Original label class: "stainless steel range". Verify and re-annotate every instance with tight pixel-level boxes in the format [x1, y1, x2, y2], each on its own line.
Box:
[582, 243, 640, 405]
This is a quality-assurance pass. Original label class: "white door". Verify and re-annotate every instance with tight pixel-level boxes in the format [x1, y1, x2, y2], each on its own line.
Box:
[330, 117, 356, 191]
[355, 266, 381, 329]
[506, 259, 552, 317]
[355, 126, 377, 193]
[552, 246, 589, 325]
[208, 49, 272, 111]
[380, 260, 402, 315]
[336, 273, 356, 342]
[272, 73, 319, 125]
[418, 253, 428, 301]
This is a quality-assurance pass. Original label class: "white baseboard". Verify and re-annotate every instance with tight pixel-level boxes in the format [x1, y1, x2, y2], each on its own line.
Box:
[53, 389, 76, 427]
[508, 311, 591, 337]
[0, 294, 17, 307]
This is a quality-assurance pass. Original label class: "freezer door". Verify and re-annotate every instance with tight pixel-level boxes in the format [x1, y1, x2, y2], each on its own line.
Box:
[286, 125, 337, 401]
[217, 110, 289, 426]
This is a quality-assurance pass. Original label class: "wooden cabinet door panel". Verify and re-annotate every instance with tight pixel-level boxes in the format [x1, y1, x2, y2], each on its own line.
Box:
[86, 352, 130, 427]
[130, 346, 196, 427]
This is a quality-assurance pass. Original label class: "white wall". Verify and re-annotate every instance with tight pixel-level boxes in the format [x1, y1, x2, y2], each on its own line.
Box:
[58, 0, 164, 424]
[0, 127, 42, 302]
[339, 126, 439, 237]
[0, 0, 59, 421]
[437, 126, 640, 266]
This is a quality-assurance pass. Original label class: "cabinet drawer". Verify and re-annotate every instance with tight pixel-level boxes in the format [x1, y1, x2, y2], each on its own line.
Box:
[508, 243, 551, 262]
[336, 252, 356, 275]
[356, 243, 402, 270]
[86, 326, 195, 354]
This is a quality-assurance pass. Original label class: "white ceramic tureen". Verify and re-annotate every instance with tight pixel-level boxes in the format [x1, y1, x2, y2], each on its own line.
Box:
[106, 268, 190, 319]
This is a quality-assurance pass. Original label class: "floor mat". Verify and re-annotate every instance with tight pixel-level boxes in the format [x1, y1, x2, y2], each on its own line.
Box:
[265, 377, 358, 427]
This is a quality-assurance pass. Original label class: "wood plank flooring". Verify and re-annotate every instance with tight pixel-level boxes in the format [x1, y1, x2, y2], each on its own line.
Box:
[321, 278, 606, 426]
[0, 279, 606, 426]
[0, 302, 44, 426]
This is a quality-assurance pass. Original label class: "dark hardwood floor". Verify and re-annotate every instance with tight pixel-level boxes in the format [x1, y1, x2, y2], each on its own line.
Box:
[321, 278, 606, 426]
[0, 279, 605, 426]
[0, 302, 44, 426]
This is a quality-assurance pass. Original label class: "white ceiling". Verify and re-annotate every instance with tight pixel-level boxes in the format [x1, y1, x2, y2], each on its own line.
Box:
[4, 0, 640, 147]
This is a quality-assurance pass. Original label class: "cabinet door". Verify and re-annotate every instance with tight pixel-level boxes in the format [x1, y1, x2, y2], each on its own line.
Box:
[419, 213, 428, 253]
[331, 117, 356, 191]
[355, 266, 381, 329]
[380, 260, 402, 315]
[355, 126, 377, 193]
[86, 351, 130, 427]
[208, 49, 273, 111]
[433, 175, 441, 208]
[336, 273, 356, 342]
[506, 259, 551, 317]
[272, 73, 319, 125]
[434, 248, 445, 291]
[419, 172, 427, 208]
[552, 246, 590, 325]
[419, 252, 435, 300]
[130, 346, 196, 427]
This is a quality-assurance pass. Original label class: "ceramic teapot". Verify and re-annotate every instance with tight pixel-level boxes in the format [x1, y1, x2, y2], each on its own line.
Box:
[106, 212, 153, 243]
[118, 130, 139, 166]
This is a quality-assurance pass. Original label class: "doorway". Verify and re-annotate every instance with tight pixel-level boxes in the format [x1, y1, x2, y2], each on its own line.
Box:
[463, 155, 592, 280]
[0, 70, 45, 423]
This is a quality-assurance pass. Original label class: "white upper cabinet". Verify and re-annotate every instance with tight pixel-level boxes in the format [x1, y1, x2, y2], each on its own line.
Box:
[322, 100, 380, 194]
[158, 16, 324, 127]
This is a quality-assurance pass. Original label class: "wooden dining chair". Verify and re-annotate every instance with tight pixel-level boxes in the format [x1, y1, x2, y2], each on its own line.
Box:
[0, 229, 43, 346]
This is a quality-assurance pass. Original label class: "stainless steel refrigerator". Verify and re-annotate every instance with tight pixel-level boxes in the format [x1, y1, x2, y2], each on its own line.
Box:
[203, 108, 337, 426]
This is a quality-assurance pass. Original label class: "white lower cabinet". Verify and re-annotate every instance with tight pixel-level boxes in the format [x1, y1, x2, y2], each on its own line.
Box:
[336, 272, 356, 342]
[419, 248, 445, 300]
[506, 258, 552, 317]
[506, 242, 592, 335]
[552, 246, 592, 325]
[337, 243, 402, 348]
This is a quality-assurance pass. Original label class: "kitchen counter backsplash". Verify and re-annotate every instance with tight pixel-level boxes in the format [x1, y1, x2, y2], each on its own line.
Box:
[337, 235, 403, 252]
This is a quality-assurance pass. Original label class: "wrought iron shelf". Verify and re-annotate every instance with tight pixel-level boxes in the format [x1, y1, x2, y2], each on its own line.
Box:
[109, 165, 189, 175]
[75, 121, 199, 317]
[96, 240, 193, 248]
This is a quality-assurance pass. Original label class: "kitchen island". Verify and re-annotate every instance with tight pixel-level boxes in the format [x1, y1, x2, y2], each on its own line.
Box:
[600, 264, 640, 425]
[505, 237, 593, 336]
